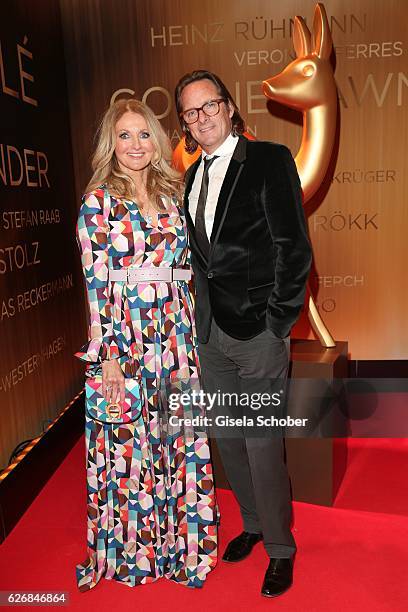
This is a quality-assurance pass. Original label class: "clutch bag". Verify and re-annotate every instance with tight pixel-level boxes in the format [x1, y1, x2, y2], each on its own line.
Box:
[85, 375, 142, 424]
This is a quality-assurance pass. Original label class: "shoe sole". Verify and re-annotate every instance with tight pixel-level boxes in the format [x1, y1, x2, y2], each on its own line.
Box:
[222, 552, 251, 563]
[261, 584, 292, 598]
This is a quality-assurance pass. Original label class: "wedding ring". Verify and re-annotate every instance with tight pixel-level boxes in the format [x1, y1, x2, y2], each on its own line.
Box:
[106, 384, 112, 390]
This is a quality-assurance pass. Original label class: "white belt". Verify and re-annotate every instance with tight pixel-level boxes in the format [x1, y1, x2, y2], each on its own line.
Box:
[109, 267, 192, 283]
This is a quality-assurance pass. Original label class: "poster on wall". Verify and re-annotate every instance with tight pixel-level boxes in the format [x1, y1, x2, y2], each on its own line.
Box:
[0, 1, 86, 469]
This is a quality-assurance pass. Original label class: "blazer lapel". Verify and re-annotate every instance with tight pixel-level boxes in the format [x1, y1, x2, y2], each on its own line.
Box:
[184, 160, 199, 221]
[184, 159, 208, 270]
[209, 135, 247, 252]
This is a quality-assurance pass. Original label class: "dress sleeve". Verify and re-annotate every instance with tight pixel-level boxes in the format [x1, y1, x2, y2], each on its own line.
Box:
[75, 190, 120, 363]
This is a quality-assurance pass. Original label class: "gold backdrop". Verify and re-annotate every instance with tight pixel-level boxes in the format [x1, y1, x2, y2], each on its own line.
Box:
[60, 0, 408, 360]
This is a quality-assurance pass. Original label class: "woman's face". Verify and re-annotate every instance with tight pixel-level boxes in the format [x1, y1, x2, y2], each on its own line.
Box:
[114, 111, 156, 178]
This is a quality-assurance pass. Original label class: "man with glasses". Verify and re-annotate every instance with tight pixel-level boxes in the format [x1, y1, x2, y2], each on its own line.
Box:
[174, 70, 312, 598]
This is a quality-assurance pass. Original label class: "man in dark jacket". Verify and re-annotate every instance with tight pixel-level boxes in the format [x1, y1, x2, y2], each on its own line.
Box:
[175, 70, 312, 598]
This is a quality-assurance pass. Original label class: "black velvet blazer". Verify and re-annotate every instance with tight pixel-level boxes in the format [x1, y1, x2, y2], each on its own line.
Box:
[184, 135, 312, 343]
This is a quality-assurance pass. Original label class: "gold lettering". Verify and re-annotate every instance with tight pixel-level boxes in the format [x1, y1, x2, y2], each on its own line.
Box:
[348, 73, 394, 107]
[0, 41, 19, 99]
[150, 26, 166, 47]
[169, 25, 183, 46]
[7, 145, 23, 186]
[37, 151, 50, 187]
[0, 144, 6, 185]
[397, 72, 408, 106]
[24, 149, 38, 187]
[247, 81, 267, 114]
[141, 87, 171, 120]
[191, 24, 208, 44]
[110, 88, 135, 106]
[17, 36, 37, 107]
[210, 23, 224, 43]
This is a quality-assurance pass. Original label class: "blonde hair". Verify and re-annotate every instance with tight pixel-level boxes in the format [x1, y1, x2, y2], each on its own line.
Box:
[86, 99, 183, 209]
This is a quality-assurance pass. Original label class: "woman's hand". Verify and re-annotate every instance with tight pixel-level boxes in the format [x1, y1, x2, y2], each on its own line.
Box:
[102, 359, 125, 404]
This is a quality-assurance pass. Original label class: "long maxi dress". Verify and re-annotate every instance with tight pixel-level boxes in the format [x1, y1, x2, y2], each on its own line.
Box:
[75, 186, 217, 591]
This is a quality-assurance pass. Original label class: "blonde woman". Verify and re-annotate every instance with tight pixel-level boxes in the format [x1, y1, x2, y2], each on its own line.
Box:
[76, 99, 217, 590]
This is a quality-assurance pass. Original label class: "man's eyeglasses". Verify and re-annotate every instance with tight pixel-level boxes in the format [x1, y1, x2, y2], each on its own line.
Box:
[180, 98, 227, 125]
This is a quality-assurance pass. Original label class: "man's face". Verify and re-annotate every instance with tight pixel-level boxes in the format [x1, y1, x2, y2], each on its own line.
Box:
[180, 79, 234, 154]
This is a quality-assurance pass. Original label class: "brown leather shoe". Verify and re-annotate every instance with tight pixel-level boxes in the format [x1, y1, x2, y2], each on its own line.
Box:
[222, 531, 262, 563]
[261, 557, 293, 597]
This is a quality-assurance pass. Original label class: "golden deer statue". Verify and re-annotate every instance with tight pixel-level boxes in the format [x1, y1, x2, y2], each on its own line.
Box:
[263, 2, 337, 347]
[172, 2, 336, 347]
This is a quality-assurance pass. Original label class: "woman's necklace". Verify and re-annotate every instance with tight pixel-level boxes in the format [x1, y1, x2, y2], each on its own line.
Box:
[142, 202, 154, 224]
[137, 190, 154, 224]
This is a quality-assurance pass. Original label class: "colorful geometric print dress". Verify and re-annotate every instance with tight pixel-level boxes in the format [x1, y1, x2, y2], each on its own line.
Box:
[75, 187, 217, 591]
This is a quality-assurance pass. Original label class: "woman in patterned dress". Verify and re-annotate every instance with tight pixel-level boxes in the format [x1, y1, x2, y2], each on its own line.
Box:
[75, 99, 217, 591]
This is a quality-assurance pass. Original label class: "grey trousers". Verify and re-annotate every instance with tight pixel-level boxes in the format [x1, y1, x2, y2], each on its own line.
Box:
[198, 319, 296, 558]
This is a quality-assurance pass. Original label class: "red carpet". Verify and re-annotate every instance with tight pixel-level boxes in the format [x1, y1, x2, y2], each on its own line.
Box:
[1, 436, 407, 611]
[334, 438, 408, 515]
